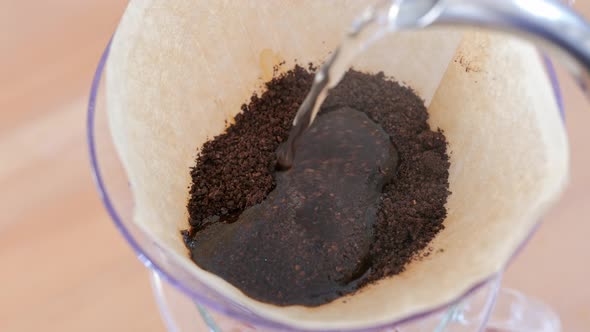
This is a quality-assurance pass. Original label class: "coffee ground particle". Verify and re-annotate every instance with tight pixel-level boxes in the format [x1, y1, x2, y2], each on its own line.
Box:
[184, 65, 450, 305]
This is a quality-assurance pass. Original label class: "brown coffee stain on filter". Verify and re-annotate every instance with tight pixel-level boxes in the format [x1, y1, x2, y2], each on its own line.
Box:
[260, 49, 284, 81]
[452, 33, 489, 73]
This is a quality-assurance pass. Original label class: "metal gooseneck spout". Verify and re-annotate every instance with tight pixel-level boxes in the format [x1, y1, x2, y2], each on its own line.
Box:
[423, 0, 590, 97]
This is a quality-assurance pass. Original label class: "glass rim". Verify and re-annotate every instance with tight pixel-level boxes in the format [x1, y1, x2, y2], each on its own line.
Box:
[87, 37, 564, 331]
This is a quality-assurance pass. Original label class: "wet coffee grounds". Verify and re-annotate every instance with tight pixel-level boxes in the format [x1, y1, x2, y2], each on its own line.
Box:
[190, 108, 399, 305]
[184, 65, 450, 306]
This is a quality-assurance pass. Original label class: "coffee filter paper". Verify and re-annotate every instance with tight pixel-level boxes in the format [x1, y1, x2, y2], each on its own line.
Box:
[106, 1, 569, 330]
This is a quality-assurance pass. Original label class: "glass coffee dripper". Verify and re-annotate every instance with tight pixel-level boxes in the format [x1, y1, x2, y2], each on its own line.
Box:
[88, 0, 584, 330]
[87, 41, 563, 332]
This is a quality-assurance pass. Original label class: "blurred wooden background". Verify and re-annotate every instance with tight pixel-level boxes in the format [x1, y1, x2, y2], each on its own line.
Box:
[1, 1, 588, 331]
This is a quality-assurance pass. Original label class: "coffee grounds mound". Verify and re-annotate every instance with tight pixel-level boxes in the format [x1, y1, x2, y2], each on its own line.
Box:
[184, 65, 450, 306]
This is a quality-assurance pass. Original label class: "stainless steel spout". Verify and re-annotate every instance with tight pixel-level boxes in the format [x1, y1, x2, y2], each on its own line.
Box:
[400, 0, 590, 98]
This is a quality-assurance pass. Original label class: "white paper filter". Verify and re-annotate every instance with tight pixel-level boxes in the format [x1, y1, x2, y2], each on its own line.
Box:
[106, 1, 569, 330]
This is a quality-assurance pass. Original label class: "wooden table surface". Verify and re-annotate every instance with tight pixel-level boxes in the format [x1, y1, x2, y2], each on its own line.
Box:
[1, 1, 589, 331]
